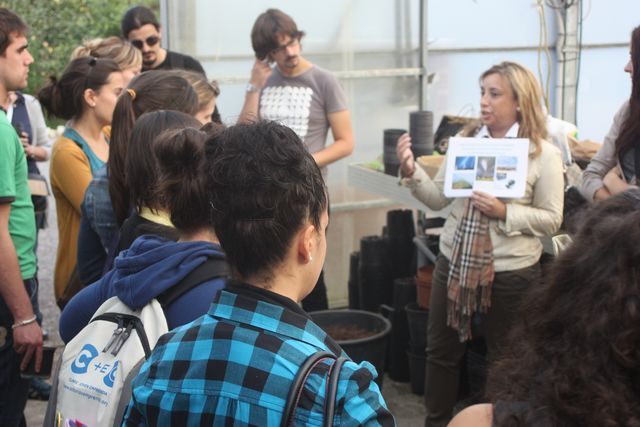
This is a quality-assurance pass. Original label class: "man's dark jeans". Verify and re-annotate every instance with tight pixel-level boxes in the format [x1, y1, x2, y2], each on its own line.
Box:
[0, 278, 38, 427]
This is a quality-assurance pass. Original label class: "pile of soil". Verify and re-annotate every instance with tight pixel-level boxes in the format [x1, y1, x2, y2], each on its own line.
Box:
[324, 324, 377, 341]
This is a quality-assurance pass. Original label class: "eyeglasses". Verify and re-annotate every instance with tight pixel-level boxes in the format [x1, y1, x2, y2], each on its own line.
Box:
[130, 35, 160, 50]
[270, 38, 299, 56]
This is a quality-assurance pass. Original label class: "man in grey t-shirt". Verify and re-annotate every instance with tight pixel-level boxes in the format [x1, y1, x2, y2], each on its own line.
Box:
[238, 8, 354, 175]
[239, 8, 354, 310]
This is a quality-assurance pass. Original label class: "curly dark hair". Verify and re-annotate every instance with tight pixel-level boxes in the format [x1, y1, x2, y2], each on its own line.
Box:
[487, 189, 640, 426]
[204, 121, 327, 280]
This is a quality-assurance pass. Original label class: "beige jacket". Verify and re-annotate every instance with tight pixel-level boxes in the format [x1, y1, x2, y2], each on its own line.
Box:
[403, 139, 564, 272]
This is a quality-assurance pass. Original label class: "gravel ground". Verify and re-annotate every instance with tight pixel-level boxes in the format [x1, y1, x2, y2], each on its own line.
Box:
[23, 160, 426, 426]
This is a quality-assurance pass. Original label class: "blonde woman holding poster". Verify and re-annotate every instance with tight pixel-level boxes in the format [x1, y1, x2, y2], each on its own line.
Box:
[396, 61, 564, 426]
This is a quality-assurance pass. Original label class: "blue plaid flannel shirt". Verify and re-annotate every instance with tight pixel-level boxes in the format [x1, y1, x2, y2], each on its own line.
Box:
[122, 286, 395, 426]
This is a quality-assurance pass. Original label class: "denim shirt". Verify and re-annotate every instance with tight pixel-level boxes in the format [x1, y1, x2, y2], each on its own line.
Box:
[82, 166, 116, 249]
[77, 165, 118, 285]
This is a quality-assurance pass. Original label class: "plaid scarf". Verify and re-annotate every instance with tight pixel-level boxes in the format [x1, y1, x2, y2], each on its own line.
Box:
[446, 199, 495, 341]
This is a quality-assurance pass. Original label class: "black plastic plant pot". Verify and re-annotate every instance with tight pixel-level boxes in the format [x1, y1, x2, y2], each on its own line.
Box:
[407, 349, 426, 395]
[348, 252, 360, 309]
[405, 301, 429, 350]
[311, 309, 391, 388]
[358, 236, 392, 310]
[383, 128, 407, 147]
[386, 209, 415, 239]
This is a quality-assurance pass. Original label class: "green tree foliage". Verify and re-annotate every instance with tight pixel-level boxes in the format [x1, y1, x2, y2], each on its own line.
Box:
[2, 0, 158, 95]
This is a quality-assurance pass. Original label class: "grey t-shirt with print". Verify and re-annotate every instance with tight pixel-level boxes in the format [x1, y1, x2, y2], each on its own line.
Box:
[259, 65, 348, 158]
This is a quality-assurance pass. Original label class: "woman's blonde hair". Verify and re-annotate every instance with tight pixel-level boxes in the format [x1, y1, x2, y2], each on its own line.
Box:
[169, 69, 219, 112]
[480, 61, 547, 157]
[71, 36, 142, 72]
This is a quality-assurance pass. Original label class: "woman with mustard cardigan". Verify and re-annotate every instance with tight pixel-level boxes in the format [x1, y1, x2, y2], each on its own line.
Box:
[38, 57, 124, 307]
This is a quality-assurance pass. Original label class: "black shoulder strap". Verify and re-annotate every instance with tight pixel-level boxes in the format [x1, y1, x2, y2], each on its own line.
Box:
[282, 351, 347, 427]
[324, 356, 347, 427]
[282, 351, 335, 427]
[157, 258, 229, 308]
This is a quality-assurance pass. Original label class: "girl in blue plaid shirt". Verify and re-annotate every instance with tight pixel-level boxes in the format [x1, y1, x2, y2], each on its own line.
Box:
[123, 121, 395, 426]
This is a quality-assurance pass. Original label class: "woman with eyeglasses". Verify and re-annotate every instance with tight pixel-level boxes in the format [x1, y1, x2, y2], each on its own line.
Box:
[38, 57, 124, 308]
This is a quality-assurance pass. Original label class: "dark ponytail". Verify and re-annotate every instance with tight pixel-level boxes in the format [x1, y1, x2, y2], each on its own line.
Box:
[36, 75, 63, 118]
[38, 56, 120, 120]
[125, 110, 201, 216]
[108, 71, 199, 225]
[154, 127, 212, 234]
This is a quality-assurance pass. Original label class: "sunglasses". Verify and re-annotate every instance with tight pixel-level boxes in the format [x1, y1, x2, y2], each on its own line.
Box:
[130, 35, 160, 50]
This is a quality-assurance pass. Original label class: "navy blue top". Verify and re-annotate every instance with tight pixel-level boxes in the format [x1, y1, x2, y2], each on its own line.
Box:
[59, 234, 227, 343]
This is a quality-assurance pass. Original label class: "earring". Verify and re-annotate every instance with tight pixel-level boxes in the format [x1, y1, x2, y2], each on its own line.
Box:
[309, 256, 313, 262]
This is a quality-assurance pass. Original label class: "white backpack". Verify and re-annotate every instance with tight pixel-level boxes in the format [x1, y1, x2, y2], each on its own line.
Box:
[44, 257, 229, 427]
[52, 296, 168, 426]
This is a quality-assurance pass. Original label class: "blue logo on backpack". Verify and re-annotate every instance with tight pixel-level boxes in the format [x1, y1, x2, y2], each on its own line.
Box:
[71, 344, 99, 374]
[104, 361, 119, 387]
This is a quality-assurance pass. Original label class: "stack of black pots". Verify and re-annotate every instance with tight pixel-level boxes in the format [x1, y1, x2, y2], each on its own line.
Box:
[409, 111, 434, 158]
[347, 210, 419, 382]
[357, 236, 391, 312]
[382, 128, 406, 176]
[405, 301, 429, 394]
[347, 252, 360, 310]
[383, 210, 417, 382]
[387, 210, 415, 280]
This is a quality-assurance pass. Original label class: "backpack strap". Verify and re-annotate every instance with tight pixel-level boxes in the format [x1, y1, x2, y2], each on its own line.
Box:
[113, 358, 146, 427]
[282, 351, 346, 427]
[156, 258, 229, 308]
[282, 351, 334, 427]
[43, 354, 63, 427]
[324, 356, 347, 427]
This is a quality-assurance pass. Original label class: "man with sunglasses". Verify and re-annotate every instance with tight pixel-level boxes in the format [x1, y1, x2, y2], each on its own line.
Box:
[121, 5, 205, 74]
[238, 8, 354, 312]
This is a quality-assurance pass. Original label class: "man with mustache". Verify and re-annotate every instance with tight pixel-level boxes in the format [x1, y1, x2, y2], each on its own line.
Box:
[239, 8, 354, 312]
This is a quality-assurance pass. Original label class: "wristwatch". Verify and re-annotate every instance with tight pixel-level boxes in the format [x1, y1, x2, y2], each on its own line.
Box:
[246, 83, 259, 93]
